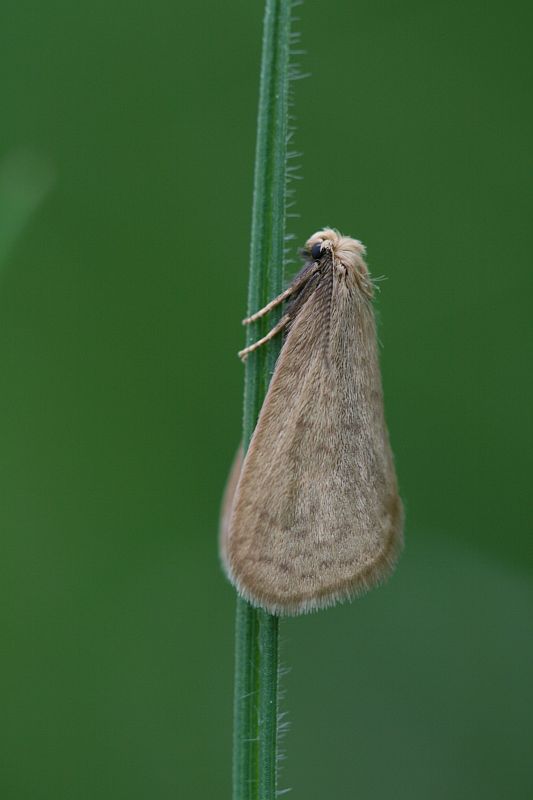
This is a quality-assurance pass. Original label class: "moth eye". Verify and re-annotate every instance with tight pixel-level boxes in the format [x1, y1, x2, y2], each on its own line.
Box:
[311, 242, 323, 260]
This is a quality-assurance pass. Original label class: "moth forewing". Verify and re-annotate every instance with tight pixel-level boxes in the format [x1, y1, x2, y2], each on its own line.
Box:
[219, 444, 243, 574]
[222, 228, 403, 616]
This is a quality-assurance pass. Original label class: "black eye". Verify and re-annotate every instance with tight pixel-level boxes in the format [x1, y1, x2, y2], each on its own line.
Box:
[311, 242, 323, 260]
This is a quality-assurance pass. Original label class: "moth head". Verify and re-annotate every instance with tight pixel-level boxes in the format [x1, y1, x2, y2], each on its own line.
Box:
[305, 228, 373, 298]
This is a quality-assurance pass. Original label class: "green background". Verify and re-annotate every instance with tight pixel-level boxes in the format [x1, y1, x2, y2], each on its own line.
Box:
[1, 1, 532, 798]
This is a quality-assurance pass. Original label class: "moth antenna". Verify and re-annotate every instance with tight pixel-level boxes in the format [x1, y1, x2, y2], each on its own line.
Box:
[238, 314, 290, 361]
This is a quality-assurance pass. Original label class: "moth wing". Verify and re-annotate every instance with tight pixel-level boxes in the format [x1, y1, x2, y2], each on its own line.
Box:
[224, 270, 403, 616]
[219, 444, 243, 573]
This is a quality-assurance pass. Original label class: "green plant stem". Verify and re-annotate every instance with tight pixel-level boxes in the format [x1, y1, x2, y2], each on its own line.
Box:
[232, 2, 292, 799]
[233, 600, 259, 797]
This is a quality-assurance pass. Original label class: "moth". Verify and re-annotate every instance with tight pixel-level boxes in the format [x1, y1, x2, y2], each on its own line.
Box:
[221, 228, 403, 616]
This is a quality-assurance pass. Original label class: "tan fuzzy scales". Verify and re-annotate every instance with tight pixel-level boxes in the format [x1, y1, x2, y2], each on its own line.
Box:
[221, 229, 404, 616]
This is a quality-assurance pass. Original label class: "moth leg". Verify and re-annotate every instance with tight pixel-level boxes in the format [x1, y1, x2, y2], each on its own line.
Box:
[238, 314, 290, 361]
[242, 286, 295, 325]
[242, 261, 321, 325]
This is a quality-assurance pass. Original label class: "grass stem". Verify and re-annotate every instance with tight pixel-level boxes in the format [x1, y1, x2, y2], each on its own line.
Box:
[232, 2, 293, 798]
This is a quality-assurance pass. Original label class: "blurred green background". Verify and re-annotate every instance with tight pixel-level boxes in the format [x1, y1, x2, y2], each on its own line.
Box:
[1, 1, 532, 798]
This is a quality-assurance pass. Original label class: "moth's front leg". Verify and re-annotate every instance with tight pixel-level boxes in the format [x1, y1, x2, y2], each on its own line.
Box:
[238, 314, 290, 361]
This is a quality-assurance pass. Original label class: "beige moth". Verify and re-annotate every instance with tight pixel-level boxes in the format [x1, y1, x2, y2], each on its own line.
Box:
[221, 228, 403, 616]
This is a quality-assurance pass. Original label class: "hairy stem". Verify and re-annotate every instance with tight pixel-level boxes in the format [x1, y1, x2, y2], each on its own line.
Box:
[232, 1, 293, 799]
